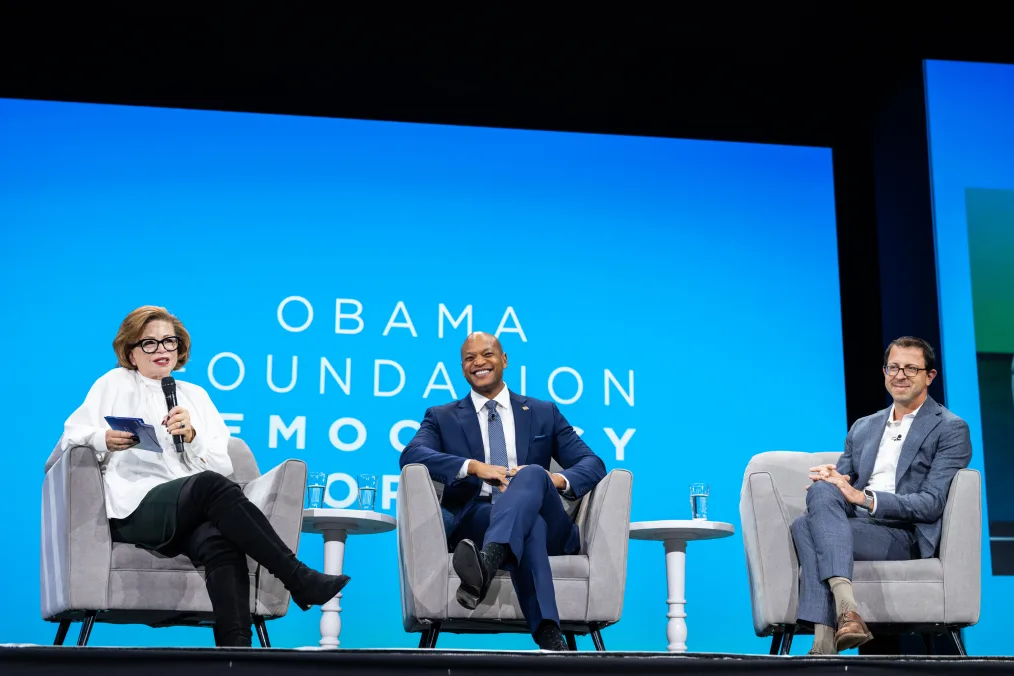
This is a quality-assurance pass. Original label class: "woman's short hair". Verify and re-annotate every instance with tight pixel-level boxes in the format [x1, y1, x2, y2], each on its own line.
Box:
[112, 306, 191, 370]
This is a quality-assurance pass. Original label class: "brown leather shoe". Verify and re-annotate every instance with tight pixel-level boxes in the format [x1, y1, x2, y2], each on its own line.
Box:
[834, 610, 873, 652]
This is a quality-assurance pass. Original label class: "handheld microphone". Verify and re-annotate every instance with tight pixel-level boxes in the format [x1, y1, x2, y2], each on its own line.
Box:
[161, 376, 186, 456]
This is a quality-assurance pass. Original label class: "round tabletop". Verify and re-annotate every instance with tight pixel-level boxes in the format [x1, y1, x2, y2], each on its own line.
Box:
[629, 520, 735, 541]
[301, 508, 397, 535]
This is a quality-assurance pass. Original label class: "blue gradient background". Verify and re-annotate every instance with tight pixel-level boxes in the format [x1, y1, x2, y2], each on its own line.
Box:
[0, 98, 845, 652]
[924, 59, 1014, 655]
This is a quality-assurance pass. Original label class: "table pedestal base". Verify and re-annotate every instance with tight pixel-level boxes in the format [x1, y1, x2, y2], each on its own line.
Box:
[318, 528, 347, 649]
[664, 539, 688, 653]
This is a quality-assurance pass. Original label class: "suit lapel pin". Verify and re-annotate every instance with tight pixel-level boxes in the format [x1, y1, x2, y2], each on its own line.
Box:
[522, 406, 529, 411]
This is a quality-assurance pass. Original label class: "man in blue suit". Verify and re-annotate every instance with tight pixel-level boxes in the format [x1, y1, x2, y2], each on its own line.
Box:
[400, 332, 607, 651]
[797, 336, 972, 654]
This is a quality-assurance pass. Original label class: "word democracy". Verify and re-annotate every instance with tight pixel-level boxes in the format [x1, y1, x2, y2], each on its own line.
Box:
[219, 414, 637, 463]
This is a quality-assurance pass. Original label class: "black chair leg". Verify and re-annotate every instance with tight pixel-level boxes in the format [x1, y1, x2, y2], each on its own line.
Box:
[949, 627, 967, 656]
[77, 612, 96, 646]
[780, 626, 795, 655]
[590, 624, 606, 651]
[253, 616, 271, 648]
[770, 631, 784, 655]
[419, 623, 440, 648]
[564, 632, 578, 651]
[53, 620, 71, 646]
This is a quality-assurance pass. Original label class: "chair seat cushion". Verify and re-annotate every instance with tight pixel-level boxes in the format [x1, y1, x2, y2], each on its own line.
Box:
[443, 554, 591, 623]
[111, 542, 199, 571]
[444, 553, 590, 580]
[851, 558, 944, 624]
[853, 557, 943, 583]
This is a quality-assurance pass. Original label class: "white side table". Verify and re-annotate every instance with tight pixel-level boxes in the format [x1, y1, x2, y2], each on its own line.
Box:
[301, 508, 397, 648]
[629, 520, 735, 653]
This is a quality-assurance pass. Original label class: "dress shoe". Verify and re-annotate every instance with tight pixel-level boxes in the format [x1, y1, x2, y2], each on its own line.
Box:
[534, 622, 570, 651]
[834, 610, 873, 652]
[452, 539, 493, 610]
[287, 564, 351, 611]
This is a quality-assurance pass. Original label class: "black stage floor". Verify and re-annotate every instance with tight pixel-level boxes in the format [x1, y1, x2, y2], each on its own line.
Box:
[2, 647, 1013, 676]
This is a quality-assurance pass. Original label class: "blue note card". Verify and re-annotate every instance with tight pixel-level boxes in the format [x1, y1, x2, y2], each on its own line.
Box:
[104, 416, 163, 453]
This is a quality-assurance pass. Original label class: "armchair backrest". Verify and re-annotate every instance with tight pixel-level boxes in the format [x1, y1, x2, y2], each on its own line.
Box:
[227, 437, 261, 483]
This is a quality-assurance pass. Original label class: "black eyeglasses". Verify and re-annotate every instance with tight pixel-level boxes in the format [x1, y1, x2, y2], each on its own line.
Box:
[132, 337, 180, 354]
[884, 364, 928, 377]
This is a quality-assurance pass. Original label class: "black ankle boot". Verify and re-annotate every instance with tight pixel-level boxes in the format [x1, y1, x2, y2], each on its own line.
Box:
[534, 621, 569, 651]
[209, 497, 351, 610]
[286, 564, 352, 611]
[205, 564, 253, 647]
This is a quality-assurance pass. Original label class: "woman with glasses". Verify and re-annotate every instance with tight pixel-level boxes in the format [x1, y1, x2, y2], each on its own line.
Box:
[59, 305, 349, 647]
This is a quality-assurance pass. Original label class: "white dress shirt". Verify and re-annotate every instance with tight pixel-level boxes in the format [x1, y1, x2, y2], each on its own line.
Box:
[866, 403, 922, 515]
[60, 367, 234, 519]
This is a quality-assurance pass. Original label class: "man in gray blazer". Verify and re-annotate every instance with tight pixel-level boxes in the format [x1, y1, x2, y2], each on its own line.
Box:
[796, 336, 972, 654]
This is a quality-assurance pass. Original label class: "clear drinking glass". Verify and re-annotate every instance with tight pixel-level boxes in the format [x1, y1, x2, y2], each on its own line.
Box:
[306, 471, 326, 509]
[358, 473, 378, 510]
[689, 482, 709, 520]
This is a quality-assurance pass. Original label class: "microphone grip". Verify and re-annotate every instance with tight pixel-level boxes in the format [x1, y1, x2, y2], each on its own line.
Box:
[164, 390, 185, 455]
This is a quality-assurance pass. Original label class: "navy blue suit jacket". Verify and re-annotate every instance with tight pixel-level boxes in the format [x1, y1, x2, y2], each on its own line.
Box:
[400, 390, 607, 519]
[835, 395, 972, 558]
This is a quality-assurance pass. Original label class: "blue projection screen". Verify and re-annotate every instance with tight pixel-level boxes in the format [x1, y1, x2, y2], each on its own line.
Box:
[0, 98, 845, 652]
[925, 59, 1014, 656]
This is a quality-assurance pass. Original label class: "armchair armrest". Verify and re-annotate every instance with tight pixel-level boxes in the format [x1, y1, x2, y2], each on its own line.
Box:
[243, 458, 306, 618]
[576, 468, 633, 623]
[397, 463, 450, 629]
[243, 459, 306, 553]
[41, 445, 112, 619]
[739, 471, 798, 634]
[939, 468, 981, 625]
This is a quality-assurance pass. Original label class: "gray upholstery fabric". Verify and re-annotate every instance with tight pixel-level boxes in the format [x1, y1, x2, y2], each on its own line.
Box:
[41, 437, 306, 631]
[739, 450, 981, 635]
[41, 445, 112, 619]
[398, 463, 633, 634]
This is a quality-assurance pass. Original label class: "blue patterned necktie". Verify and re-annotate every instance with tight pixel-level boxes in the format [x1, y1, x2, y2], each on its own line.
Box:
[485, 400, 509, 503]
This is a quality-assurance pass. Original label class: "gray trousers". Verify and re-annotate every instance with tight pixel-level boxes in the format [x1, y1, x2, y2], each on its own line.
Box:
[791, 480, 919, 627]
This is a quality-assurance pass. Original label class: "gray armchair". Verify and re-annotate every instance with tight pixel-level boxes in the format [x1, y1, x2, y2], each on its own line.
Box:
[397, 463, 633, 650]
[41, 438, 307, 647]
[740, 451, 981, 654]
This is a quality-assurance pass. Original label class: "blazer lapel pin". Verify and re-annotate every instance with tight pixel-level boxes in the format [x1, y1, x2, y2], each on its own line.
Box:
[522, 406, 529, 411]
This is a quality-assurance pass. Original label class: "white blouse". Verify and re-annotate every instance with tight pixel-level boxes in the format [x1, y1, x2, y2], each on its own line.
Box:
[60, 367, 234, 519]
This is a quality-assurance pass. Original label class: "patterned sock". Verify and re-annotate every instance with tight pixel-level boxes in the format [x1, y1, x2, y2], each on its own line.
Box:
[481, 542, 510, 576]
[813, 623, 837, 654]
[828, 576, 859, 617]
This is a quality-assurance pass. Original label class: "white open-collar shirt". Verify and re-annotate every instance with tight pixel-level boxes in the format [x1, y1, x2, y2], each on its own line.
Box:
[60, 367, 234, 519]
[865, 402, 923, 515]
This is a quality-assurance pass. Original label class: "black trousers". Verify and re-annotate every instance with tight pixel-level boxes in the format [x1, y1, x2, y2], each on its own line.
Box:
[111, 472, 260, 647]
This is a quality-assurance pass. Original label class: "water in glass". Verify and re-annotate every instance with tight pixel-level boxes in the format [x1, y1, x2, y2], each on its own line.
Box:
[306, 471, 327, 509]
[358, 473, 378, 511]
[689, 482, 709, 520]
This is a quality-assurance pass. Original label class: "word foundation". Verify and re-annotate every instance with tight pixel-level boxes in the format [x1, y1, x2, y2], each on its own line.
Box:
[202, 354, 635, 407]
